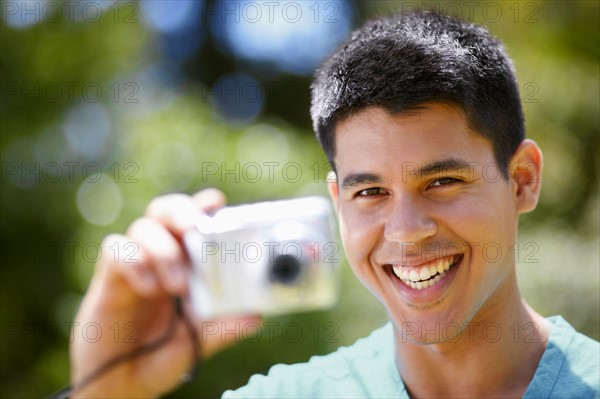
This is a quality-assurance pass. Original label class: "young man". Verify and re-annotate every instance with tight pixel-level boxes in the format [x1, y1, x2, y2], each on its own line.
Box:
[68, 11, 599, 398]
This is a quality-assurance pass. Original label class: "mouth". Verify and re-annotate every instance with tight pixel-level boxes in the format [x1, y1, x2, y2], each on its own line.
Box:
[389, 254, 464, 290]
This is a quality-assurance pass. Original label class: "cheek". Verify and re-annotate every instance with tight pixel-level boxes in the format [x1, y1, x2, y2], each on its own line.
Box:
[440, 188, 515, 236]
[338, 209, 387, 301]
[440, 190, 518, 268]
[339, 209, 381, 268]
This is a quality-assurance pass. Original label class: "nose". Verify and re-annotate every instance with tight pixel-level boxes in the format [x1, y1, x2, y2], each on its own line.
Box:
[384, 195, 437, 245]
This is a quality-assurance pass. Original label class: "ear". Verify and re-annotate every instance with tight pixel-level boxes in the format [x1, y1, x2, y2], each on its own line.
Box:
[327, 171, 340, 215]
[509, 139, 543, 214]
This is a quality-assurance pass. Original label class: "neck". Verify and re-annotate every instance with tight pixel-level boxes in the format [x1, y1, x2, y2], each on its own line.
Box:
[394, 272, 550, 398]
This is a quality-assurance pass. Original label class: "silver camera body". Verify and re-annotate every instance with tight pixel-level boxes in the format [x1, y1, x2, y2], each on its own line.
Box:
[184, 196, 340, 319]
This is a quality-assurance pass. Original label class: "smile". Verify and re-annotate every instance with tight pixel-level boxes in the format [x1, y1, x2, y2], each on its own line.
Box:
[391, 254, 463, 290]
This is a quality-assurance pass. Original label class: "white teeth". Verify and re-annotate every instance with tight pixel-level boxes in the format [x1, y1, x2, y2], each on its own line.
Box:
[402, 268, 410, 280]
[437, 261, 445, 274]
[409, 269, 420, 282]
[392, 256, 459, 290]
[429, 265, 437, 277]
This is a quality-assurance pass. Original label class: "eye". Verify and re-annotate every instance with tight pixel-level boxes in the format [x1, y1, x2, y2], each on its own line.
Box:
[354, 187, 386, 198]
[429, 177, 462, 188]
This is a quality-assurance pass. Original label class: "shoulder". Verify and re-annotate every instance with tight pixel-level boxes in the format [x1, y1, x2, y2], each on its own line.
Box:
[222, 323, 406, 398]
[526, 316, 599, 399]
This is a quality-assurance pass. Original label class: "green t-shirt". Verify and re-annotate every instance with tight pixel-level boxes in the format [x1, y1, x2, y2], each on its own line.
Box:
[223, 316, 599, 398]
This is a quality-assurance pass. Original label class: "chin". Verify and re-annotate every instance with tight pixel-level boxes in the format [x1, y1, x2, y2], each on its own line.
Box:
[387, 299, 479, 346]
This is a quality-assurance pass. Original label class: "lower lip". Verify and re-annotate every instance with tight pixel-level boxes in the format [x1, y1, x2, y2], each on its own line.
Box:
[386, 256, 463, 304]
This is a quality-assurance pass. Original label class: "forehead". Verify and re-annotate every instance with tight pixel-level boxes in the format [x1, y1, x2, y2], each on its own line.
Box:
[333, 103, 494, 170]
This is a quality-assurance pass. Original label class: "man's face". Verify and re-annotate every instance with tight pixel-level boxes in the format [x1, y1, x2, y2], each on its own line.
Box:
[329, 103, 525, 343]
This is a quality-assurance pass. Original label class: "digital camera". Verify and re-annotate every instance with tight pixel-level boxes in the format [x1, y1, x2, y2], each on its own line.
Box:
[184, 196, 340, 319]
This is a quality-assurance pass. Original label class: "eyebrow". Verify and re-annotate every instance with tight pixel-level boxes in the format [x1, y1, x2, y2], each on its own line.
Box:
[417, 159, 474, 177]
[340, 158, 474, 189]
[341, 172, 381, 189]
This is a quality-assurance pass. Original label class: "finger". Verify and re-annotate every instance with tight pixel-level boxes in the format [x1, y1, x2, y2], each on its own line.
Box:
[127, 217, 189, 296]
[192, 188, 227, 213]
[99, 233, 162, 299]
[145, 194, 204, 236]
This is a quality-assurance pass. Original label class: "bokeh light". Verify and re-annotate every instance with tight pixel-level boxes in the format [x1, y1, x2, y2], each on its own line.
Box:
[236, 124, 290, 165]
[141, 0, 205, 62]
[140, 0, 201, 33]
[147, 141, 197, 192]
[63, 102, 112, 161]
[3, 0, 51, 29]
[210, 0, 353, 74]
[76, 173, 123, 226]
[211, 73, 264, 124]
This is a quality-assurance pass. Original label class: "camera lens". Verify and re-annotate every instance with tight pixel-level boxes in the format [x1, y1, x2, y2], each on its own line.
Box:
[270, 254, 303, 285]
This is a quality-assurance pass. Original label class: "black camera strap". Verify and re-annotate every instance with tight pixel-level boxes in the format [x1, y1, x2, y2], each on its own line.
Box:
[47, 297, 201, 398]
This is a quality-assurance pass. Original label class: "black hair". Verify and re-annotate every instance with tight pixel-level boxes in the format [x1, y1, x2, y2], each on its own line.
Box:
[310, 11, 524, 178]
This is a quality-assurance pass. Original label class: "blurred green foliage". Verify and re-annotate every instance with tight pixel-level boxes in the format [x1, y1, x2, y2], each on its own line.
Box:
[0, 1, 598, 398]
